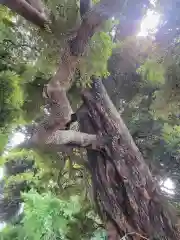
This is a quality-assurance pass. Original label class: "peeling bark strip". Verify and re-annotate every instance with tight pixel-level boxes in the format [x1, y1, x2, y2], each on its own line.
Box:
[81, 79, 180, 240]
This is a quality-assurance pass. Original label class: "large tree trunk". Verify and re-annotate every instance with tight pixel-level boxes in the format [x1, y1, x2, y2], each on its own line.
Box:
[81, 79, 180, 239]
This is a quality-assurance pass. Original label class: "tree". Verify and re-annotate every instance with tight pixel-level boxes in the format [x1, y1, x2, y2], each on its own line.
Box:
[0, 0, 180, 239]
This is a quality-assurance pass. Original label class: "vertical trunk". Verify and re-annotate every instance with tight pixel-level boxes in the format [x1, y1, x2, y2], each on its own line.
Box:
[81, 79, 180, 239]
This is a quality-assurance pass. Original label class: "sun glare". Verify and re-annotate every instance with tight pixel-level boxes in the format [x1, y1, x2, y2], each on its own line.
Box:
[0, 167, 4, 181]
[161, 178, 175, 195]
[9, 132, 25, 148]
[138, 10, 161, 37]
[0, 222, 6, 231]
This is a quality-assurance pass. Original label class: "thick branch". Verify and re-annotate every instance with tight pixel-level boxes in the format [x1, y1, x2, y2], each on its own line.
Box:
[46, 130, 97, 147]
[26, 0, 45, 13]
[1, 0, 47, 27]
[18, 130, 98, 152]
[69, 0, 125, 56]
[46, 0, 129, 90]
[32, 85, 73, 144]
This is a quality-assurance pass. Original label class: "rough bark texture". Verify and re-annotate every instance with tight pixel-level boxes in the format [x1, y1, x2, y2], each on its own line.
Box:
[2, 0, 47, 27]
[81, 79, 180, 240]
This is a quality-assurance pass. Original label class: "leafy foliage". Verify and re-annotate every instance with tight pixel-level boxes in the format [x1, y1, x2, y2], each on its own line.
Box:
[22, 191, 81, 240]
[162, 124, 180, 151]
[0, 190, 104, 240]
[77, 20, 117, 87]
[137, 59, 165, 84]
[0, 71, 24, 129]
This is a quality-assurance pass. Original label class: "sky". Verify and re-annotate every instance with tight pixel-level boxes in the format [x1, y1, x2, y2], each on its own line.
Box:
[161, 178, 175, 195]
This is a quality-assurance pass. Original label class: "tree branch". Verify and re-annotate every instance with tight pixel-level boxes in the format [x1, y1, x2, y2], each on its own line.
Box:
[18, 130, 99, 152]
[26, 0, 45, 13]
[1, 0, 48, 27]
[46, 130, 97, 147]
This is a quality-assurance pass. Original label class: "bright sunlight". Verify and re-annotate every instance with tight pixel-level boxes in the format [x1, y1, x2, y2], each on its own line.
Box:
[138, 9, 161, 37]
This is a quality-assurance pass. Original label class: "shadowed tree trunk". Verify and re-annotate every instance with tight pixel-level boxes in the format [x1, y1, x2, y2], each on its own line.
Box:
[80, 79, 180, 239]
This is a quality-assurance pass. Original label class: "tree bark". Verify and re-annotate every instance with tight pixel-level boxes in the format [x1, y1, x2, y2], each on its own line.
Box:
[1, 0, 47, 27]
[81, 79, 180, 240]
